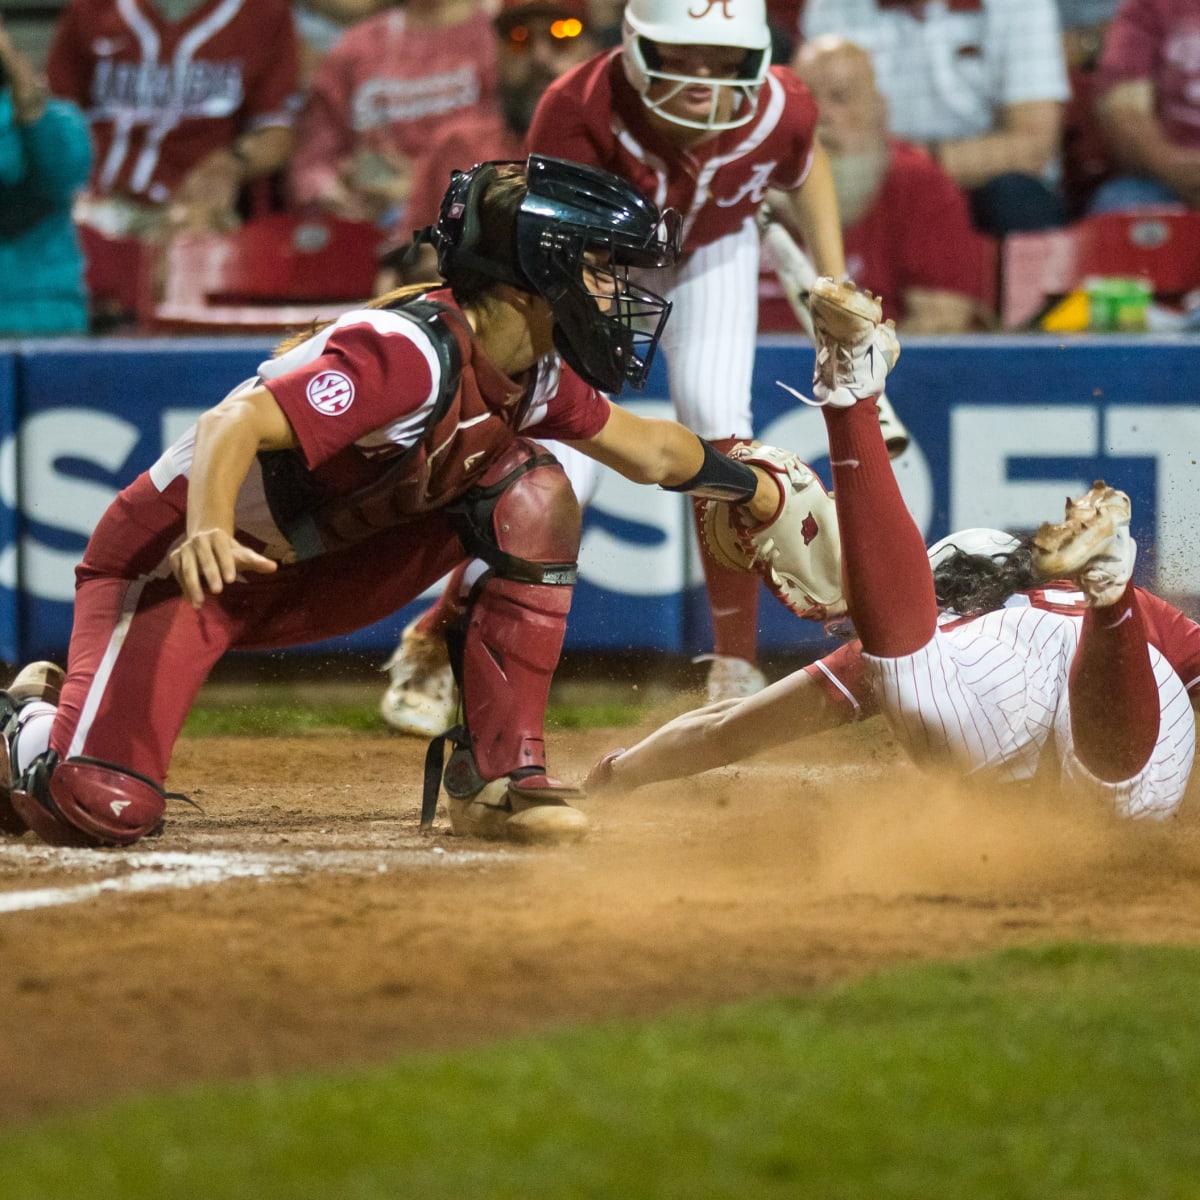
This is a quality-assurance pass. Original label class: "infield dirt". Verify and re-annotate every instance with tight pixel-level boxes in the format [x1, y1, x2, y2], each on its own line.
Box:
[3, 691, 1200, 1127]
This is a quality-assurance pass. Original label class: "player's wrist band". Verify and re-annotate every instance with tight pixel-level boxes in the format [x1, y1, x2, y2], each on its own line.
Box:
[661, 438, 759, 503]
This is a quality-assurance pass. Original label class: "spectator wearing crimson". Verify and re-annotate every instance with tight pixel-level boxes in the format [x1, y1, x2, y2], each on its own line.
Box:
[801, 0, 1072, 236]
[760, 36, 990, 333]
[288, 0, 498, 227]
[1089, 0, 1200, 212]
[291, 0, 393, 88]
[383, 0, 599, 288]
[46, 0, 301, 237]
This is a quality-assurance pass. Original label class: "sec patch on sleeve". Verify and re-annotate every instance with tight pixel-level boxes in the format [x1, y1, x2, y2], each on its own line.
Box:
[306, 371, 355, 416]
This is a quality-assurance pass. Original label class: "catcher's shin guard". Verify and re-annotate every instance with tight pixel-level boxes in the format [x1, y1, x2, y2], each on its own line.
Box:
[418, 441, 587, 838]
[11, 753, 166, 847]
[445, 439, 582, 783]
[455, 575, 575, 780]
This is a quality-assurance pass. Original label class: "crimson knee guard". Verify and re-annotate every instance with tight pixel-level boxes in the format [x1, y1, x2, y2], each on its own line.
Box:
[440, 441, 580, 789]
[11, 753, 166, 848]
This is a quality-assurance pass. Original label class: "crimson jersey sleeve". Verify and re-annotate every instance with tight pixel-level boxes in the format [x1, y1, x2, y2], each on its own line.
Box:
[260, 316, 437, 469]
[1135, 586, 1200, 696]
[520, 360, 612, 442]
[45, 3, 89, 106]
[526, 56, 613, 169]
[240, 1, 301, 130]
[803, 640, 877, 720]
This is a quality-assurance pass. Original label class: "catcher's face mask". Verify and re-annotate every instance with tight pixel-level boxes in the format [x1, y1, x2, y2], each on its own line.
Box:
[422, 155, 681, 393]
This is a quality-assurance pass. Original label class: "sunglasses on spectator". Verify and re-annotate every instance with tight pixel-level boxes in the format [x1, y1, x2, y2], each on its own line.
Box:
[505, 18, 586, 48]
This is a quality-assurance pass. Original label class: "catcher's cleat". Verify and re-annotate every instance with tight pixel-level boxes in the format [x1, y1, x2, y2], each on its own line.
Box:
[0, 662, 65, 836]
[1032, 481, 1135, 607]
[446, 773, 589, 845]
[380, 618, 459, 737]
[7, 661, 65, 707]
[805, 276, 900, 408]
[698, 655, 767, 704]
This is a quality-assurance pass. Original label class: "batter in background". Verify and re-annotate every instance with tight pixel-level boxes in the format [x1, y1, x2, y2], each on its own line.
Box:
[528, 0, 845, 702]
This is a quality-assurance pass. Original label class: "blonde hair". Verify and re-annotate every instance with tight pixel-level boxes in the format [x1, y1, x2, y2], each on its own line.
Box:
[271, 282, 439, 357]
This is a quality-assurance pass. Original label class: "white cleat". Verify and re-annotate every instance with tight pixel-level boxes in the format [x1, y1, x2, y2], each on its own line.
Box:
[1032, 481, 1135, 607]
[807, 277, 900, 407]
[699, 655, 767, 704]
[379, 619, 458, 737]
[446, 777, 589, 844]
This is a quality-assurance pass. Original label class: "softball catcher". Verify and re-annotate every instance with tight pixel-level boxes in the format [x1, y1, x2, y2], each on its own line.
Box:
[0, 155, 800, 848]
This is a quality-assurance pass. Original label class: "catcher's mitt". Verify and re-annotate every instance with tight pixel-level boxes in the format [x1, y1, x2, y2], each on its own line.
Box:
[700, 442, 845, 621]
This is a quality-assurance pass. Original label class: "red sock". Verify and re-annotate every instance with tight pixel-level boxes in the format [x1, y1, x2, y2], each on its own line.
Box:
[1069, 585, 1160, 782]
[823, 400, 937, 656]
[413, 562, 469, 637]
[693, 436, 759, 663]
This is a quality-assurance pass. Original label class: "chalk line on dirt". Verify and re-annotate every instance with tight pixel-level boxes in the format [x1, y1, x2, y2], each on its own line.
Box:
[0, 845, 504, 914]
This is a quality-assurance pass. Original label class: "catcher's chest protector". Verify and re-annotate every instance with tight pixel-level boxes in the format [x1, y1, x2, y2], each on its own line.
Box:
[260, 300, 540, 559]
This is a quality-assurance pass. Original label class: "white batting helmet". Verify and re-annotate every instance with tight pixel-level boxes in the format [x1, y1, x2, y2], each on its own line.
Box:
[621, 0, 771, 131]
[927, 528, 1021, 570]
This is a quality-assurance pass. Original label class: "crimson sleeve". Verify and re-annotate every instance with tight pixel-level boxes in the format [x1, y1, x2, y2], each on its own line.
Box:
[261, 321, 436, 468]
[46, 2, 90, 105]
[803, 640, 877, 719]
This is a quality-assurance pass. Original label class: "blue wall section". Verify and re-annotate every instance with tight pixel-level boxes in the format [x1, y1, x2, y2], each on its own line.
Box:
[0, 349, 16, 661]
[2, 334, 1199, 662]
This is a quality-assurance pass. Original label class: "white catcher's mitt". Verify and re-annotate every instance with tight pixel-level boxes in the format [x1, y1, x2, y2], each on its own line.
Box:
[700, 442, 845, 621]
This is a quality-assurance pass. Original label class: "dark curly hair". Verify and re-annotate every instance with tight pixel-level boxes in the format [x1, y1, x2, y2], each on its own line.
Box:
[932, 536, 1041, 616]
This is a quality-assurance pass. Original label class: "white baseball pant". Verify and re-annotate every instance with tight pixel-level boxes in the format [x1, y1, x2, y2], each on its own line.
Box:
[866, 604, 1196, 819]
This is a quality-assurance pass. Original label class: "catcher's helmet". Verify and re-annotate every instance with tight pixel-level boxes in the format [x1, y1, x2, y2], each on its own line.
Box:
[621, 0, 771, 132]
[425, 155, 681, 393]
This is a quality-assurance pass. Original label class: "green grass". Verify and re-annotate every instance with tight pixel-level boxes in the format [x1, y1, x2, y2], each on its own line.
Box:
[4, 943, 1200, 1199]
[181, 693, 650, 737]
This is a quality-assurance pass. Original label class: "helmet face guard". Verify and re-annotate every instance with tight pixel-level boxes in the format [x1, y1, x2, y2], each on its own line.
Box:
[620, 0, 771, 132]
[426, 155, 682, 393]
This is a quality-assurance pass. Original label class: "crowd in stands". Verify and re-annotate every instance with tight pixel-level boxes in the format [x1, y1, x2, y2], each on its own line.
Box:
[7, 0, 1200, 338]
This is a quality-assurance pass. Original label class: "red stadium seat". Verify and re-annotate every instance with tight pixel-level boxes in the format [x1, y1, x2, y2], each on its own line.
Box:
[78, 223, 158, 332]
[1001, 210, 1200, 329]
[150, 213, 385, 332]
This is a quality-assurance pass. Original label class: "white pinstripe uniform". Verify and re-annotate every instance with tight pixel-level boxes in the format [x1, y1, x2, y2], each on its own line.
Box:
[639, 218, 762, 440]
[866, 594, 1197, 819]
[531, 55, 821, 444]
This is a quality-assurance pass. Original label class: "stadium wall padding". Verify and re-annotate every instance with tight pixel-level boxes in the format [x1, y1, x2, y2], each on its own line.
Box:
[2, 334, 1198, 662]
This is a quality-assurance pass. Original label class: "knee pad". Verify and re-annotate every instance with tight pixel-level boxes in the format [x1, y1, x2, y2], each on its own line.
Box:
[449, 439, 582, 583]
[11, 754, 166, 848]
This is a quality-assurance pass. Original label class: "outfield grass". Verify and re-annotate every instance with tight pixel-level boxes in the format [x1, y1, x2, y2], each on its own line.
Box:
[2, 943, 1198, 1199]
[182, 693, 651, 737]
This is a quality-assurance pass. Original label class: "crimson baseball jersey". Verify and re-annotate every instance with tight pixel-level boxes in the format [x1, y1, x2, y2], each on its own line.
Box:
[288, 6, 498, 214]
[1094, 0, 1200, 152]
[808, 583, 1200, 720]
[528, 50, 818, 252]
[47, 0, 300, 203]
[145, 290, 610, 559]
